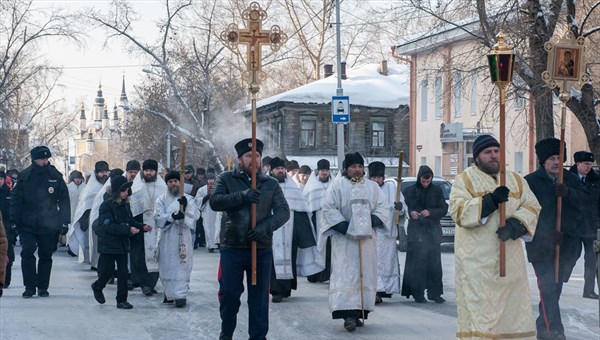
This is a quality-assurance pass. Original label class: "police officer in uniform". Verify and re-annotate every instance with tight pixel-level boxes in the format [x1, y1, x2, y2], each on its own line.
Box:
[10, 146, 70, 298]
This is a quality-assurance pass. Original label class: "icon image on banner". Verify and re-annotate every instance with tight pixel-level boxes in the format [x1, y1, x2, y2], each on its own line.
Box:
[332, 96, 350, 124]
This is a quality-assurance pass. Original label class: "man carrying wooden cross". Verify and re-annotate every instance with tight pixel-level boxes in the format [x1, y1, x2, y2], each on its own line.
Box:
[210, 138, 289, 340]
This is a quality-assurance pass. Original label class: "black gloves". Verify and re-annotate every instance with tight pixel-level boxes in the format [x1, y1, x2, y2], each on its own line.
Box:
[491, 186, 509, 205]
[171, 211, 185, 220]
[481, 186, 510, 219]
[177, 196, 188, 209]
[331, 221, 349, 235]
[371, 214, 384, 228]
[242, 188, 261, 203]
[496, 218, 528, 241]
[248, 222, 270, 241]
[394, 202, 403, 211]
[555, 183, 569, 197]
[60, 224, 69, 236]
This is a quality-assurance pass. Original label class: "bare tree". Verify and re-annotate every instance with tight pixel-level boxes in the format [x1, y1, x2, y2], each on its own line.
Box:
[0, 0, 81, 168]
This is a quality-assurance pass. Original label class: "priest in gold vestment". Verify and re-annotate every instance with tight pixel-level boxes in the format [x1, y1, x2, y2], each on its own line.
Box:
[450, 135, 541, 339]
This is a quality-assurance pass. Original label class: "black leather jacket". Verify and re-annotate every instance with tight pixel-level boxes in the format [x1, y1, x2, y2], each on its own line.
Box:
[210, 167, 290, 248]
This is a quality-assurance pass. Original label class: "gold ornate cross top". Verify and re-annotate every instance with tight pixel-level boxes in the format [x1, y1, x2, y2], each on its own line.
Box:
[220, 2, 287, 87]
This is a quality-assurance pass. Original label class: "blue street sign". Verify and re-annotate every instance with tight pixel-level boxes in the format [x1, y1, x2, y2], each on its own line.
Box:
[332, 96, 350, 124]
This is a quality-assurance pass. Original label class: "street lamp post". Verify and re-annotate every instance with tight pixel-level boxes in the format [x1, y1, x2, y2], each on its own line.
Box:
[487, 32, 515, 278]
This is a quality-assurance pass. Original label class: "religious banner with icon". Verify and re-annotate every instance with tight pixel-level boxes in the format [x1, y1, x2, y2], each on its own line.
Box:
[542, 31, 589, 90]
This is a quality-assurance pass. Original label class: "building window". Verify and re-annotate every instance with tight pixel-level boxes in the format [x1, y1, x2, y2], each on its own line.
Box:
[435, 76, 443, 119]
[453, 71, 462, 117]
[420, 156, 427, 165]
[514, 151, 524, 174]
[514, 76, 526, 110]
[372, 121, 385, 147]
[300, 117, 316, 148]
[470, 71, 477, 115]
[270, 119, 282, 149]
[435, 156, 441, 176]
[420, 80, 428, 121]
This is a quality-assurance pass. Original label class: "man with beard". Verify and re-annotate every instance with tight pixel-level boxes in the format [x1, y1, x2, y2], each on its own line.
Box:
[367, 161, 406, 304]
[65, 171, 85, 248]
[125, 160, 141, 182]
[450, 135, 540, 339]
[155, 170, 200, 307]
[569, 151, 600, 300]
[304, 159, 332, 283]
[10, 146, 70, 298]
[130, 159, 167, 296]
[196, 173, 219, 252]
[320, 152, 389, 332]
[68, 161, 110, 265]
[210, 138, 290, 340]
[525, 138, 589, 340]
[269, 157, 322, 303]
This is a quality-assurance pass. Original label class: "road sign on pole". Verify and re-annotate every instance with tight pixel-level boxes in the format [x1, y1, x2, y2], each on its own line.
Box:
[332, 96, 350, 123]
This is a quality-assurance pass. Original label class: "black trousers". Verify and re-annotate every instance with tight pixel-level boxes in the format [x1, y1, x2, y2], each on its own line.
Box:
[95, 253, 128, 303]
[218, 247, 272, 340]
[579, 236, 598, 295]
[129, 231, 159, 288]
[20, 231, 58, 291]
[532, 261, 564, 337]
[5, 229, 15, 287]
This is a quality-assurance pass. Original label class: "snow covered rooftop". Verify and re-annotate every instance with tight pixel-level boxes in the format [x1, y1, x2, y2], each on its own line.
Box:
[255, 63, 410, 109]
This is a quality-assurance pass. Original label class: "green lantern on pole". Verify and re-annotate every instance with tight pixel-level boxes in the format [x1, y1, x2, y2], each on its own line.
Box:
[487, 32, 515, 87]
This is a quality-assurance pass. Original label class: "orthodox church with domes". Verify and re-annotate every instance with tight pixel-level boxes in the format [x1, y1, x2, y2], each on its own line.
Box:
[72, 76, 130, 173]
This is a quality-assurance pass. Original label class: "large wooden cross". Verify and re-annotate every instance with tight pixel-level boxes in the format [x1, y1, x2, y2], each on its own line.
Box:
[221, 1, 286, 86]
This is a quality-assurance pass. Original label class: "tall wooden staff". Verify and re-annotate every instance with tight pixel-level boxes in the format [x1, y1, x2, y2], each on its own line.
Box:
[487, 32, 515, 278]
[178, 140, 187, 263]
[394, 151, 404, 226]
[221, 2, 287, 285]
[542, 31, 590, 282]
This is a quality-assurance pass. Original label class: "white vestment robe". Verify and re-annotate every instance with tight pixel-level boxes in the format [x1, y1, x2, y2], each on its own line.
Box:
[450, 166, 540, 339]
[68, 174, 104, 263]
[319, 176, 390, 314]
[130, 172, 167, 272]
[88, 179, 112, 268]
[303, 172, 330, 267]
[375, 180, 405, 295]
[195, 185, 218, 250]
[274, 177, 323, 280]
[155, 192, 199, 300]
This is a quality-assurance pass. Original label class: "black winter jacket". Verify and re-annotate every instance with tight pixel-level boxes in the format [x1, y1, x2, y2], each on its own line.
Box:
[524, 167, 589, 263]
[0, 183, 10, 225]
[94, 198, 144, 254]
[10, 163, 70, 234]
[568, 165, 600, 238]
[210, 167, 290, 248]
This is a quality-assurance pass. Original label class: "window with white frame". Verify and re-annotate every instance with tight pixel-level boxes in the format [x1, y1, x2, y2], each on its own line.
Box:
[299, 117, 316, 148]
[435, 76, 443, 118]
[470, 71, 477, 115]
[453, 71, 462, 117]
[372, 120, 385, 147]
[420, 80, 428, 121]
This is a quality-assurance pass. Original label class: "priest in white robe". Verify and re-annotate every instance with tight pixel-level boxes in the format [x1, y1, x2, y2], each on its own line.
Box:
[450, 135, 540, 340]
[304, 159, 332, 283]
[65, 170, 86, 247]
[68, 161, 110, 264]
[269, 157, 324, 303]
[155, 170, 200, 307]
[195, 173, 218, 252]
[319, 152, 390, 332]
[367, 161, 406, 303]
[130, 159, 167, 295]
